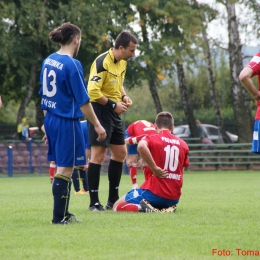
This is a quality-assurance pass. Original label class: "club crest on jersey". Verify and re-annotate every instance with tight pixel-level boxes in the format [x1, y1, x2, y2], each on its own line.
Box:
[90, 75, 101, 82]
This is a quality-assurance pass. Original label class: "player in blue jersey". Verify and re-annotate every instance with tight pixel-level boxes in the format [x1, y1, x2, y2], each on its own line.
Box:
[39, 22, 106, 224]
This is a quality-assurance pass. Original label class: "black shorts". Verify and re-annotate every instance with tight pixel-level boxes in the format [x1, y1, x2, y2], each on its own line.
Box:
[88, 102, 125, 147]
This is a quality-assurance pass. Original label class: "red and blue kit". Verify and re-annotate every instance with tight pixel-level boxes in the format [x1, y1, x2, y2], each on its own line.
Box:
[247, 52, 260, 119]
[140, 130, 189, 200]
[246, 53, 260, 153]
[127, 120, 157, 145]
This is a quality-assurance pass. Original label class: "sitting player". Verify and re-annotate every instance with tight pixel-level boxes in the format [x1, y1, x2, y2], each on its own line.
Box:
[114, 112, 189, 213]
[125, 120, 156, 188]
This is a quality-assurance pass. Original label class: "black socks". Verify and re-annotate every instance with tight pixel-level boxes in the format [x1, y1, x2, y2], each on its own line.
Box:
[108, 159, 123, 204]
[52, 174, 71, 223]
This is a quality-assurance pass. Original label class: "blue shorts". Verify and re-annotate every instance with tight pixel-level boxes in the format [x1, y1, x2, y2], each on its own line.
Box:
[125, 188, 179, 209]
[44, 113, 86, 167]
[125, 130, 138, 155]
[252, 120, 260, 153]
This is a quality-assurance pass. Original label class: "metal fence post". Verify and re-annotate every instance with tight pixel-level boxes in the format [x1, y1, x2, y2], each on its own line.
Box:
[8, 146, 13, 177]
[29, 139, 33, 173]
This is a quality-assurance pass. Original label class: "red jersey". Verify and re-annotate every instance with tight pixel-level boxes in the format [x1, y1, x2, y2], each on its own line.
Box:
[127, 120, 156, 144]
[247, 52, 260, 119]
[140, 130, 189, 200]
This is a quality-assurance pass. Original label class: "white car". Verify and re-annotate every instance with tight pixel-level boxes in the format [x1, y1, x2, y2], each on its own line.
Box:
[173, 124, 238, 143]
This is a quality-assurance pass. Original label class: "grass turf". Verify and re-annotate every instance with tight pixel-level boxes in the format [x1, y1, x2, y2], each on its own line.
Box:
[0, 170, 259, 260]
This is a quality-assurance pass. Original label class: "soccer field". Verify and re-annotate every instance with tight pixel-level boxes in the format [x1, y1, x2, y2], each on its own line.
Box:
[0, 171, 259, 260]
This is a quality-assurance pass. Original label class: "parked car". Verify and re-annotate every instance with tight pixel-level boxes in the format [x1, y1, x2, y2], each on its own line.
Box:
[173, 124, 238, 143]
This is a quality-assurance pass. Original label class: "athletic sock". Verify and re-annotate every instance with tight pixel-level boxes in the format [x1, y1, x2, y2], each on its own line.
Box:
[65, 179, 72, 216]
[52, 174, 70, 223]
[72, 168, 80, 192]
[129, 164, 137, 185]
[114, 202, 141, 212]
[80, 170, 89, 191]
[87, 163, 101, 206]
[108, 159, 123, 204]
[49, 163, 56, 183]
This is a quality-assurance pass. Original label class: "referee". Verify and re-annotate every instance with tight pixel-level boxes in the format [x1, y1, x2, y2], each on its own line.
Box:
[87, 31, 138, 211]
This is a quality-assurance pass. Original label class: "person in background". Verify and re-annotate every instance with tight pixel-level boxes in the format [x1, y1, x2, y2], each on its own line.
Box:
[200, 136, 215, 150]
[17, 117, 30, 141]
[195, 119, 207, 138]
[239, 52, 260, 154]
[87, 31, 138, 211]
[0, 96, 2, 108]
[125, 120, 157, 188]
[113, 112, 189, 213]
[72, 120, 91, 194]
[39, 22, 106, 224]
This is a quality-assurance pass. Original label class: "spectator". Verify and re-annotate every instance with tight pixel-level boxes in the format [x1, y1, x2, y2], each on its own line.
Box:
[125, 120, 157, 188]
[195, 119, 207, 138]
[0, 96, 2, 108]
[239, 52, 260, 154]
[17, 117, 30, 141]
[113, 112, 189, 213]
[38, 22, 106, 224]
[200, 136, 215, 150]
[87, 31, 138, 211]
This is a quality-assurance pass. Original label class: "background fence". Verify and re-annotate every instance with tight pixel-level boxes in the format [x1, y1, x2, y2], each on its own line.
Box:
[0, 140, 259, 177]
[0, 140, 124, 176]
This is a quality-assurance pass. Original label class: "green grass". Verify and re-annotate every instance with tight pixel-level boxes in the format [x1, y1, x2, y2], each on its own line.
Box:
[0, 171, 259, 260]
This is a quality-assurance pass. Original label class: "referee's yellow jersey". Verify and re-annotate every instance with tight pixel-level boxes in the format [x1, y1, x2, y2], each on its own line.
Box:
[88, 48, 127, 103]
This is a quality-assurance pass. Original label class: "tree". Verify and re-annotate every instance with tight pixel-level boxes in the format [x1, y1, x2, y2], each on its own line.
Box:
[215, 0, 253, 142]
[0, 0, 130, 129]
[176, 61, 200, 138]
[196, 1, 232, 142]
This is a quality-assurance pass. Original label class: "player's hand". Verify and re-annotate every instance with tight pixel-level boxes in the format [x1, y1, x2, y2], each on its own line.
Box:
[152, 166, 168, 178]
[78, 164, 88, 171]
[42, 134, 48, 144]
[114, 102, 128, 114]
[126, 157, 132, 167]
[254, 91, 260, 102]
[136, 158, 143, 168]
[125, 138, 130, 144]
[94, 124, 106, 142]
[123, 96, 132, 108]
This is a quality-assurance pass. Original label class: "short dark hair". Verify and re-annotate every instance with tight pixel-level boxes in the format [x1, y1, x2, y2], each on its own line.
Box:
[155, 112, 174, 130]
[114, 31, 138, 49]
[49, 22, 81, 45]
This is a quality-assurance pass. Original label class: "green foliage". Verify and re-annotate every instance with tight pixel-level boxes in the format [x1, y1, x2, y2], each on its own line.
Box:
[0, 171, 259, 259]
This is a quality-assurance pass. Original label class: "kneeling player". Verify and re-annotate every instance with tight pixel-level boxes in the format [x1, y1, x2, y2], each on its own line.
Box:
[114, 112, 189, 213]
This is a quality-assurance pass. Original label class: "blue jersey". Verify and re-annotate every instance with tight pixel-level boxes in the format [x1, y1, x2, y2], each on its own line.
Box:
[80, 120, 91, 149]
[39, 53, 89, 119]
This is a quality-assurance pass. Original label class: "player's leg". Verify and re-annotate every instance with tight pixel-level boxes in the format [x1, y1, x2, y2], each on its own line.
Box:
[72, 167, 82, 194]
[87, 145, 107, 211]
[46, 114, 85, 223]
[52, 166, 73, 223]
[252, 119, 260, 153]
[106, 143, 126, 209]
[127, 153, 139, 188]
[87, 104, 111, 211]
[113, 189, 144, 212]
[79, 168, 89, 193]
[105, 116, 126, 210]
[49, 161, 56, 183]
